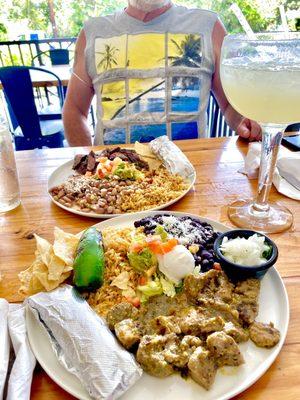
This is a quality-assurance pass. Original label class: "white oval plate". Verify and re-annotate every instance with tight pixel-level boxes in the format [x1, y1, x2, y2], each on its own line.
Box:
[26, 211, 289, 400]
[48, 160, 196, 219]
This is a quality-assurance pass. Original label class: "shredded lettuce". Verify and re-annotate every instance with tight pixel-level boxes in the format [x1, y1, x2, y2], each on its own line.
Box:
[155, 225, 168, 242]
[159, 275, 176, 297]
[137, 277, 163, 303]
[193, 266, 201, 275]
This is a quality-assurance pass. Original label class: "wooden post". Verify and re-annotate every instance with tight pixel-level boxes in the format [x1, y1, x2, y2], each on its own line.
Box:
[48, 0, 59, 38]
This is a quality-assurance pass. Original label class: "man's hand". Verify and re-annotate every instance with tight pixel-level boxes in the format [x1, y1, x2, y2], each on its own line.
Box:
[236, 118, 262, 141]
[211, 20, 261, 142]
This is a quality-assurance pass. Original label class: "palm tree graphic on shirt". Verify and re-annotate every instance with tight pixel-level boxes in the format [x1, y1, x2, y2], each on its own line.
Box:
[96, 44, 119, 71]
[98, 34, 202, 119]
[168, 34, 202, 89]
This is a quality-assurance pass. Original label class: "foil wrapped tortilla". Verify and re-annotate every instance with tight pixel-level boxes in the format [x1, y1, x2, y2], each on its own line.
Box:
[149, 136, 195, 179]
[26, 285, 143, 400]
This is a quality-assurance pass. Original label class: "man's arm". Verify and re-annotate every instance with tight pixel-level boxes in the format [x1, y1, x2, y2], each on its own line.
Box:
[211, 19, 261, 141]
[63, 29, 94, 146]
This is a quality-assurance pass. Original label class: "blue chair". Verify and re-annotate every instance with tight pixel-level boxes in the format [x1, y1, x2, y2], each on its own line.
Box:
[31, 49, 71, 118]
[0, 66, 65, 150]
[32, 49, 72, 66]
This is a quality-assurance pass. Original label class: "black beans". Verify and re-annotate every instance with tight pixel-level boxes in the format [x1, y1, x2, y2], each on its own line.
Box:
[135, 214, 219, 271]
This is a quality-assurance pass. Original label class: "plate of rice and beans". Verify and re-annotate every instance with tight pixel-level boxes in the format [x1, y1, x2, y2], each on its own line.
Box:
[48, 143, 195, 218]
[24, 211, 289, 400]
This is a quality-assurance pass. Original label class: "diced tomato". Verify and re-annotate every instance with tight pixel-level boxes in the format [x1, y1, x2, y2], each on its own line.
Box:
[148, 238, 178, 255]
[138, 276, 148, 286]
[131, 242, 146, 253]
[162, 238, 178, 253]
[213, 262, 222, 271]
[126, 297, 141, 308]
[97, 169, 105, 179]
[147, 240, 165, 255]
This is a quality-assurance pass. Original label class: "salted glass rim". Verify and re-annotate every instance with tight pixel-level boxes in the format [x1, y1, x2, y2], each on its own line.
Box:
[224, 31, 300, 43]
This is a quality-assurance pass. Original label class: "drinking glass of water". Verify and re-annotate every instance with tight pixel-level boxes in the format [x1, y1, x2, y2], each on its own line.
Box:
[220, 32, 300, 233]
[0, 124, 20, 212]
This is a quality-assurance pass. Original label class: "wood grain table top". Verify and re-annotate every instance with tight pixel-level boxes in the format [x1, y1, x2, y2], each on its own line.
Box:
[30, 64, 71, 87]
[0, 137, 299, 399]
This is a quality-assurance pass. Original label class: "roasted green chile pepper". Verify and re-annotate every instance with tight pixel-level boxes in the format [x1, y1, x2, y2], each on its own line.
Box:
[73, 227, 105, 291]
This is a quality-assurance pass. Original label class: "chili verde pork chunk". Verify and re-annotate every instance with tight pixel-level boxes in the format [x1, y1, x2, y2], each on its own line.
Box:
[87, 214, 281, 391]
[105, 270, 279, 390]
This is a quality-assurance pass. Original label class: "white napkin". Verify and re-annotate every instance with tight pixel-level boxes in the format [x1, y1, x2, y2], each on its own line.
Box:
[6, 305, 36, 400]
[0, 299, 10, 400]
[0, 302, 36, 400]
[240, 142, 300, 201]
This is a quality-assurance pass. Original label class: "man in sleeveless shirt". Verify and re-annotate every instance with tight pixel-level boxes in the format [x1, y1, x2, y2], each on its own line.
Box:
[63, 0, 262, 146]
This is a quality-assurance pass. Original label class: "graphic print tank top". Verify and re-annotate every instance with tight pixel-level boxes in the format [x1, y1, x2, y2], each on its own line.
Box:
[84, 5, 218, 145]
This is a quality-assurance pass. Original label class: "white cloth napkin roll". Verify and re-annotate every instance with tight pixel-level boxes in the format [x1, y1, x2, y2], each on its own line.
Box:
[241, 143, 300, 201]
[0, 299, 10, 400]
[0, 302, 36, 400]
[6, 305, 36, 400]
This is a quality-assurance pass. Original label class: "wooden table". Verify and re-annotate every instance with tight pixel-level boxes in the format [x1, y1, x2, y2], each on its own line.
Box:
[0, 137, 299, 399]
[30, 64, 71, 87]
[0, 65, 71, 90]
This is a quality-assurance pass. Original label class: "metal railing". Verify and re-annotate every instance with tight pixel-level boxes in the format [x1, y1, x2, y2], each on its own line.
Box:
[0, 37, 76, 67]
[207, 93, 235, 138]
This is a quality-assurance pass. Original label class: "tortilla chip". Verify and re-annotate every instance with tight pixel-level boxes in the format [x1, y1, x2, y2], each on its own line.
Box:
[135, 142, 163, 170]
[35, 268, 71, 292]
[111, 271, 130, 290]
[63, 264, 74, 273]
[53, 227, 79, 266]
[135, 141, 156, 158]
[47, 252, 66, 281]
[18, 266, 33, 294]
[34, 234, 53, 267]
[19, 264, 44, 295]
[144, 157, 163, 170]
[19, 228, 76, 296]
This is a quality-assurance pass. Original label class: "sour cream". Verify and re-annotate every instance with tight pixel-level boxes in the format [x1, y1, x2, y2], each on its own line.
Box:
[157, 245, 195, 284]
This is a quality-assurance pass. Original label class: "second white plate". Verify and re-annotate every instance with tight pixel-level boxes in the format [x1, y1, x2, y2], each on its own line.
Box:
[48, 160, 196, 219]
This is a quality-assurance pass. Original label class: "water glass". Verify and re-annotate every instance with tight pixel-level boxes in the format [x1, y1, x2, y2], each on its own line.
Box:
[0, 125, 20, 212]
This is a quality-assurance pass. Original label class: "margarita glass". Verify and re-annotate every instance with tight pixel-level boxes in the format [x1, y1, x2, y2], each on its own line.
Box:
[220, 32, 300, 233]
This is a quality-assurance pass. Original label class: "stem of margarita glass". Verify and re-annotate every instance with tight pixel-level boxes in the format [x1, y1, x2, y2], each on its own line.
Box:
[252, 124, 285, 214]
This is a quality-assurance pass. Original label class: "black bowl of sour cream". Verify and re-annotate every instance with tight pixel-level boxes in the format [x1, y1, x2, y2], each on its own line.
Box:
[213, 229, 278, 280]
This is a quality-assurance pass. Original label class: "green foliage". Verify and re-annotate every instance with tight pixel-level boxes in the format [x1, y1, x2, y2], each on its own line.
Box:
[63, 0, 127, 36]
[9, 0, 50, 32]
[213, 0, 269, 33]
[0, 22, 7, 40]
[67, 0, 96, 36]
[273, 0, 300, 31]
[0, 0, 295, 39]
